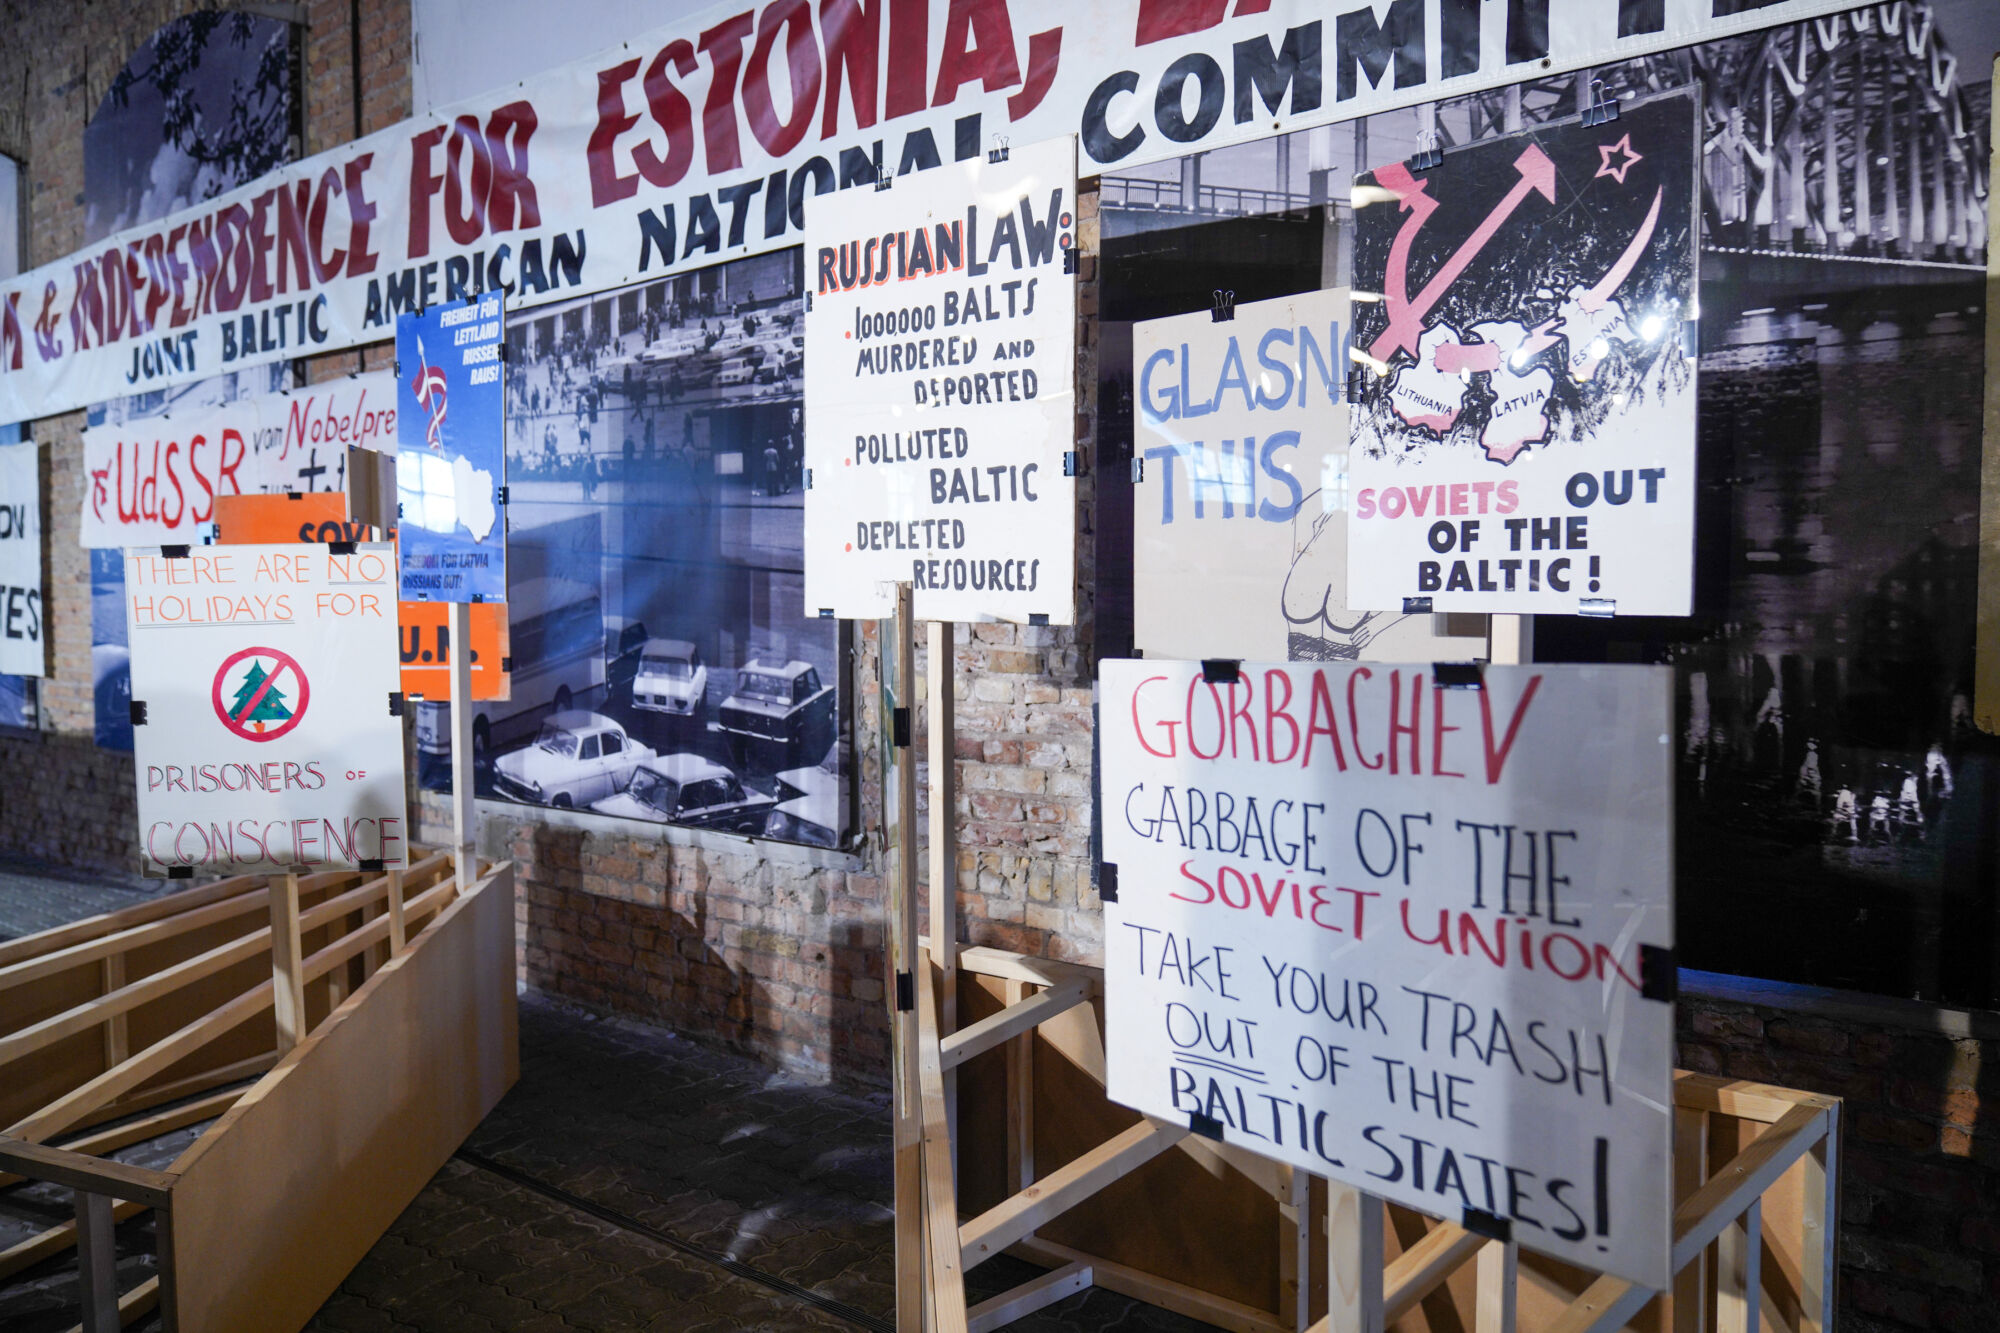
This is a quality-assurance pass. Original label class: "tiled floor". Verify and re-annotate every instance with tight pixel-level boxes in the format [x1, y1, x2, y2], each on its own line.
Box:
[1, 866, 1223, 1331]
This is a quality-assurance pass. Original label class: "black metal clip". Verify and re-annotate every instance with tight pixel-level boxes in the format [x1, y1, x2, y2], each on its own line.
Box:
[875, 169, 894, 192]
[1130, 457, 1145, 484]
[988, 136, 1010, 164]
[1201, 659, 1241, 685]
[1063, 246, 1079, 275]
[166, 865, 195, 880]
[818, 608, 835, 619]
[1028, 613, 1049, 627]
[1579, 597, 1616, 618]
[1211, 289, 1236, 323]
[359, 857, 387, 873]
[803, 468, 814, 490]
[1402, 596, 1434, 614]
[1062, 451, 1079, 477]
[1346, 369, 1370, 401]
[500, 656, 513, 672]
[1189, 1111, 1225, 1141]
[1409, 127, 1444, 172]
[160, 544, 190, 560]
[805, 292, 813, 312]
[1433, 662, 1484, 690]
[1580, 79, 1620, 128]
[329, 540, 357, 556]
[388, 692, 405, 717]
[1463, 1209, 1512, 1243]
[892, 706, 911, 748]
[1641, 944, 1678, 1003]
[1098, 862, 1119, 904]
[129, 700, 149, 726]
[496, 486, 510, 506]
[895, 970, 915, 1012]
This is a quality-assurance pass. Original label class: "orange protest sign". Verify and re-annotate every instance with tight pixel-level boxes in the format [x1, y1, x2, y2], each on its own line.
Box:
[213, 492, 368, 546]
[212, 494, 509, 701]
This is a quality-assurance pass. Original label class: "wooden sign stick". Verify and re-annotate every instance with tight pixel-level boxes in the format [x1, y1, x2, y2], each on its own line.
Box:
[269, 872, 306, 1051]
[450, 600, 477, 893]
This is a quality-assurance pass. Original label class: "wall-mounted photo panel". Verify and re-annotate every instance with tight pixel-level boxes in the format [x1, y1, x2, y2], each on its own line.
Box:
[1347, 91, 1700, 616]
[803, 135, 1076, 624]
[126, 542, 407, 874]
[1100, 658, 1675, 1287]
[1133, 288, 1485, 662]
[397, 293, 506, 602]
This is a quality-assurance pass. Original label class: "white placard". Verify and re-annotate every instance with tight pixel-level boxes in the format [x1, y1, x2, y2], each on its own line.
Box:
[81, 374, 398, 548]
[0, 442, 41, 676]
[804, 135, 1075, 623]
[1100, 658, 1674, 1288]
[127, 542, 408, 874]
[1133, 288, 1484, 662]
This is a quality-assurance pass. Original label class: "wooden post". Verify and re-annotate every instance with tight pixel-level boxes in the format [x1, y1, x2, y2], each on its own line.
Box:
[75, 1190, 117, 1333]
[386, 868, 408, 953]
[885, 586, 924, 1333]
[1800, 1106, 1838, 1333]
[269, 873, 306, 1052]
[1325, 1182, 1384, 1333]
[1475, 1240, 1518, 1333]
[99, 954, 128, 1070]
[927, 620, 958, 1173]
[1489, 614, 1533, 667]
[1673, 1107, 1710, 1333]
[1003, 976, 1034, 1199]
[1278, 1165, 1309, 1329]
[450, 600, 477, 894]
[1716, 1198, 1762, 1333]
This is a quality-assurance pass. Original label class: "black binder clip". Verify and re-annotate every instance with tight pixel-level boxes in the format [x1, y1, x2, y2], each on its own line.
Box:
[1403, 596, 1434, 614]
[1409, 126, 1443, 172]
[988, 135, 1010, 164]
[1063, 245, 1079, 274]
[1211, 289, 1236, 323]
[1581, 78, 1620, 128]
[875, 168, 893, 192]
[1346, 368, 1370, 401]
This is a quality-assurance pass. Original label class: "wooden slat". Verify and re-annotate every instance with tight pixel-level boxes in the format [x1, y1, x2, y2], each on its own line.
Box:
[100, 954, 128, 1068]
[1800, 1104, 1837, 1333]
[887, 587, 923, 1333]
[948, 942, 1098, 991]
[1673, 1106, 1710, 1333]
[1476, 1239, 1517, 1333]
[0, 1201, 146, 1280]
[1542, 1274, 1659, 1333]
[53, 1087, 245, 1164]
[1383, 1222, 1485, 1321]
[960, 1116, 1188, 1269]
[1672, 1073, 1835, 1126]
[1716, 1199, 1761, 1333]
[0, 875, 266, 970]
[73, 1054, 278, 1135]
[939, 980, 1088, 1071]
[386, 868, 407, 953]
[1011, 1235, 1287, 1333]
[76, 1189, 119, 1333]
[62, 1274, 158, 1333]
[1003, 978, 1034, 1197]
[1277, 1166, 1307, 1330]
[967, 1260, 1092, 1333]
[916, 954, 970, 1333]
[0, 888, 271, 997]
[927, 620, 959, 1179]
[1316, 1182, 1384, 1333]
[270, 874, 306, 1052]
[0, 1136, 177, 1208]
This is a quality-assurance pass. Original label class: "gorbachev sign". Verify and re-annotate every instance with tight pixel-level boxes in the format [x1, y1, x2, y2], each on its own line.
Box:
[0, 0, 1881, 422]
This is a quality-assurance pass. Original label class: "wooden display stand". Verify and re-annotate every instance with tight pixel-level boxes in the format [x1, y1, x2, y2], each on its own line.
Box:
[0, 850, 517, 1332]
[886, 604, 1845, 1332]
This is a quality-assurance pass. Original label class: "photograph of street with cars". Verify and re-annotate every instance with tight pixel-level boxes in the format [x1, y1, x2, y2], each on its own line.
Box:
[416, 250, 849, 849]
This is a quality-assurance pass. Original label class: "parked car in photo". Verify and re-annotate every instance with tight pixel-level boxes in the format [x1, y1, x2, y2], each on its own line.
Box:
[603, 617, 650, 695]
[589, 753, 775, 831]
[492, 710, 655, 808]
[762, 764, 841, 848]
[630, 638, 707, 717]
[719, 659, 838, 767]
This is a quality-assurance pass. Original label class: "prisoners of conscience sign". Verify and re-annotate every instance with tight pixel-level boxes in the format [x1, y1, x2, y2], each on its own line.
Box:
[126, 542, 409, 874]
[803, 135, 1074, 623]
[1346, 92, 1699, 615]
[1132, 288, 1483, 663]
[1100, 659, 1674, 1287]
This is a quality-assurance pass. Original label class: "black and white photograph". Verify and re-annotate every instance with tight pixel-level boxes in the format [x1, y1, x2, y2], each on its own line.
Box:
[418, 250, 849, 850]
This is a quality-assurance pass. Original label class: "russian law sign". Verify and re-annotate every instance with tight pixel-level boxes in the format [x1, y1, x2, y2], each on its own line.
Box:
[804, 133, 1076, 623]
[1099, 658, 1675, 1287]
[127, 542, 409, 874]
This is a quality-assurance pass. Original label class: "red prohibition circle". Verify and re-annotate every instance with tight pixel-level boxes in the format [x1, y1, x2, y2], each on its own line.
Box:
[211, 646, 312, 742]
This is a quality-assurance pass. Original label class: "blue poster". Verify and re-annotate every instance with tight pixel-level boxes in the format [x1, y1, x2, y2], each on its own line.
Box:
[396, 292, 507, 602]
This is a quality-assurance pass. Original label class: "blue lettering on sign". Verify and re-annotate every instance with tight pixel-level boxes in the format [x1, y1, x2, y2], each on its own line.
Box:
[1141, 320, 1343, 526]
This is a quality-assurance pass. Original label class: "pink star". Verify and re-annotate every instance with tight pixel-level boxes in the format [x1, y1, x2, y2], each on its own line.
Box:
[1596, 134, 1643, 185]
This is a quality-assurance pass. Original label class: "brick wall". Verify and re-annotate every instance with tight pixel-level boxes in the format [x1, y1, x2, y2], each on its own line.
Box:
[1680, 979, 2000, 1332]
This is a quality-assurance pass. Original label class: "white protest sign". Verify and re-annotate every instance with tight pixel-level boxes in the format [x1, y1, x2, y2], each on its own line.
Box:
[804, 135, 1075, 623]
[1100, 658, 1674, 1287]
[1133, 289, 1483, 662]
[126, 542, 408, 874]
[81, 374, 398, 548]
[0, 442, 42, 676]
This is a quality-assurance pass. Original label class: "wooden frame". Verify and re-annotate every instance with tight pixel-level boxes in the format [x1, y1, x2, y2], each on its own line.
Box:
[0, 851, 514, 1333]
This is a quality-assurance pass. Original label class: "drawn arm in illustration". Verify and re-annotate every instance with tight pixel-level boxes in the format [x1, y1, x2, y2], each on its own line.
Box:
[1280, 495, 1398, 660]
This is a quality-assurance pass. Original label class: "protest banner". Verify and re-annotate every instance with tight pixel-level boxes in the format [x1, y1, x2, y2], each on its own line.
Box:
[0, 0, 1877, 424]
[1346, 91, 1699, 615]
[1099, 657, 1675, 1287]
[0, 441, 42, 676]
[803, 134, 1074, 622]
[1133, 287, 1484, 662]
[80, 372, 398, 547]
[214, 492, 511, 701]
[396, 292, 506, 602]
[126, 542, 408, 873]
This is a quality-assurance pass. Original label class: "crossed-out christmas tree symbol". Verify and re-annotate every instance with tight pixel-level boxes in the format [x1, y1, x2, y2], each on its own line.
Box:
[229, 658, 294, 733]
